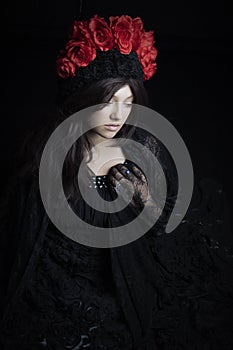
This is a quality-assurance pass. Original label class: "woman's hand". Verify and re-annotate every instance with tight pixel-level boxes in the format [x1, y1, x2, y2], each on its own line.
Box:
[108, 162, 150, 208]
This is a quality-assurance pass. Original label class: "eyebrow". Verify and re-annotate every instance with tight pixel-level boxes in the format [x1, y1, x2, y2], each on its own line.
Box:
[125, 95, 133, 100]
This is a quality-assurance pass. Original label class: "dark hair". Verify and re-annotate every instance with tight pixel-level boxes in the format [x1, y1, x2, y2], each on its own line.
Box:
[58, 76, 148, 115]
[16, 77, 149, 205]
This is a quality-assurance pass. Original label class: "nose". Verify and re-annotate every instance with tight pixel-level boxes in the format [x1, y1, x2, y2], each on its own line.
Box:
[109, 102, 123, 121]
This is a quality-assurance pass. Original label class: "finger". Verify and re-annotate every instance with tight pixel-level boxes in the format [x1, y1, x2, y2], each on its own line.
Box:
[109, 166, 124, 182]
[115, 164, 136, 182]
[108, 174, 117, 187]
[108, 173, 133, 200]
[108, 166, 124, 188]
[131, 165, 147, 182]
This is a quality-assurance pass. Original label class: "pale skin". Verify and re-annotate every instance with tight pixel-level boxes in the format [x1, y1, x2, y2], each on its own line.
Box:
[84, 84, 162, 216]
[86, 84, 133, 176]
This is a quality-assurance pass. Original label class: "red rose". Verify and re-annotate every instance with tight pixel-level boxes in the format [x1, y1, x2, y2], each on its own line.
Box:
[110, 15, 134, 54]
[139, 30, 155, 49]
[138, 46, 158, 80]
[56, 56, 76, 79]
[137, 44, 158, 62]
[69, 19, 93, 44]
[66, 39, 96, 67]
[143, 61, 157, 80]
[137, 29, 158, 80]
[89, 14, 113, 51]
[55, 14, 158, 82]
[131, 17, 144, 51]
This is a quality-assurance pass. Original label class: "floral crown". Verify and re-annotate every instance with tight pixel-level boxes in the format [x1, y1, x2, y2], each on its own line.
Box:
[55, 14, 158, 103]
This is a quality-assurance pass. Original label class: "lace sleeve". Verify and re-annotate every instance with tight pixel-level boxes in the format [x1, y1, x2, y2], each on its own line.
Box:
[142, 134, 179, 237]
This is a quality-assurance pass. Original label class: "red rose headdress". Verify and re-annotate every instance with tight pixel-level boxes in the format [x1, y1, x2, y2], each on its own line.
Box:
[56, 14, 158, 103]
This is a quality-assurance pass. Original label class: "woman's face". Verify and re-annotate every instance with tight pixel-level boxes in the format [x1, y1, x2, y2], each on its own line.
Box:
[87, 84, 133, 145]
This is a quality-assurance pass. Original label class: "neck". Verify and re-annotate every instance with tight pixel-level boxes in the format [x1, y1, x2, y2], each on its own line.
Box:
[87, 131, 106, 146]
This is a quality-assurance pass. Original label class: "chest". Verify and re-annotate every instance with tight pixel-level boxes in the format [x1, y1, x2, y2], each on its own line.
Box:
[87, 147, 126, 176]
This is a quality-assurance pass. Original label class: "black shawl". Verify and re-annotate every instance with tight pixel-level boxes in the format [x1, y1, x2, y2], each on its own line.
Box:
[1, 129, 233, 350]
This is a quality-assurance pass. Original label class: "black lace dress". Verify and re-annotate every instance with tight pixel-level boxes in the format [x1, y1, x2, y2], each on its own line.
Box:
[0, 171, 136, 350]
[1, 136, 233, 350]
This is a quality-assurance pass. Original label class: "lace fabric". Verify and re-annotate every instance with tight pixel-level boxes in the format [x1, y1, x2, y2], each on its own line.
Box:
[0, 177, 134, 350]
[0, 131, 233, 350]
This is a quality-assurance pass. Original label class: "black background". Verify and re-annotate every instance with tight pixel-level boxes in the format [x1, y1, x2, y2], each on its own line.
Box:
[2, 0, 233, 218]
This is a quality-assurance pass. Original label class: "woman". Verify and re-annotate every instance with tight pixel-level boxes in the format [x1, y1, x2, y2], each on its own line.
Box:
[0, 13, 233, 350]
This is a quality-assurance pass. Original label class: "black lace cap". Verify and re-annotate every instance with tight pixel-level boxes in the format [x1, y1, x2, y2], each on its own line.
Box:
[56, 49, 144, 106]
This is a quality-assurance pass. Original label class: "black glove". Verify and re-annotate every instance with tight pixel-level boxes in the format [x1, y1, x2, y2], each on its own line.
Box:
[108, 162, 159, 209]
[108, 161, 164, 234]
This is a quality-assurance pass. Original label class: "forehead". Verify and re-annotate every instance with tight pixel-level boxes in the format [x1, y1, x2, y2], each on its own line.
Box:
[111, 85, 133, 100]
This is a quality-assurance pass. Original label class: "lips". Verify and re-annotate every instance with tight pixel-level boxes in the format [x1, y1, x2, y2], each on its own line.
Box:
[104, 124, 121, 131]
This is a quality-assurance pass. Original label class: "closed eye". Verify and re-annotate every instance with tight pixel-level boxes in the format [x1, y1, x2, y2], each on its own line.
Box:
[123, 102, 133, 107]
[97, 101, 133, 110]
[96, 102, 113, 110]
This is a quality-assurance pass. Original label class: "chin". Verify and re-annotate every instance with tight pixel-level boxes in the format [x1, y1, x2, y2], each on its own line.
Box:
[101, 131, 118, 139]
[99, 127, 122, 138]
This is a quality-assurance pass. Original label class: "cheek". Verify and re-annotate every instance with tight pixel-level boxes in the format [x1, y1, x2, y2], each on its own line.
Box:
[87, 110, 108, 128]
[123, 108, 132, 121]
